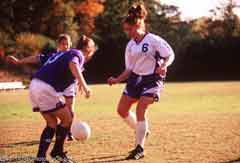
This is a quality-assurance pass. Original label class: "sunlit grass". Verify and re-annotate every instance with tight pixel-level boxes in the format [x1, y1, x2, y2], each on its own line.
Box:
[0, 82, 240, 122]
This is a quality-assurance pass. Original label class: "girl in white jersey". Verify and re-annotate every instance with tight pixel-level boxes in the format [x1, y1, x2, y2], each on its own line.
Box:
[108, 3, 174, 160]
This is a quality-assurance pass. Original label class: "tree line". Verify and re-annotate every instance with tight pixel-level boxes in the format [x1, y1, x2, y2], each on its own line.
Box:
[0, 0, 240, 82]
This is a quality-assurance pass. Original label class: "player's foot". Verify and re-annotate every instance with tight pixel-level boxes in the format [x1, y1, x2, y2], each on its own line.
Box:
[50, 151, 73, 163]
[67, 132, 74, 141]
[128, 131, 150, 154]
[126, 144, 144, 160]
[34, 157, 49, 163]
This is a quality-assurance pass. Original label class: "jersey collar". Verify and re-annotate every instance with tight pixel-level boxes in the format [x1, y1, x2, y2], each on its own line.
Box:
[134, 32, 149, 45]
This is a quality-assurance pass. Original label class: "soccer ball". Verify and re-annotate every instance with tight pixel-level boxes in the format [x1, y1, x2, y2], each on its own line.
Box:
[71, 121, 91, 141]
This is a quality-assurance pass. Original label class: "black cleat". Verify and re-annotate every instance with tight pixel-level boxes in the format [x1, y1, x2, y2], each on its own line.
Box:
[126, 144, 144, 160]
[128, 131, 150, 154]
[67, 133, 74, 141]
[50, 151, 73, 163]
[34, 157, 49, 163]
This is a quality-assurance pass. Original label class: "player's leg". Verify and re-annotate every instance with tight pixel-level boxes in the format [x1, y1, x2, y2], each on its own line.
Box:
[63, 82, 77, 141]
[126, 96, 154, 160]
[30, 79, 73, 163]
[50, 107, 73, 163]
[135, 96, 154, 147]
[127, 77, 163, 160]
[65, 96, 75, 116]
[34, 113, 57, 163]
[29, 79, 57, 163]
[117, 94, 138, 129]
[64, 96, 75, 141]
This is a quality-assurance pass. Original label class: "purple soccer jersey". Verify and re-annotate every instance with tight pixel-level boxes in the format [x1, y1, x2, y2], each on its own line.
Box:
[33, 49, 84, 92]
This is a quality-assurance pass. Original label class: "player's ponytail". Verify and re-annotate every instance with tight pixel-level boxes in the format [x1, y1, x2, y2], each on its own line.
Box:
[77, 35, 97, 62]
[77, 35, 88, 50]
[124, 3, 147, 25]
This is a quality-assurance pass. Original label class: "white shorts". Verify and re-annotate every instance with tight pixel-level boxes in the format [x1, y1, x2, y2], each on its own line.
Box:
[29, 79, 65, 113]
[60, 82, 78, 97]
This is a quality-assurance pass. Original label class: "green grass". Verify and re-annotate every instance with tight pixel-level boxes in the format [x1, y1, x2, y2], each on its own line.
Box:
[0, 81, 240, 121]
[1, 82, 240, 163]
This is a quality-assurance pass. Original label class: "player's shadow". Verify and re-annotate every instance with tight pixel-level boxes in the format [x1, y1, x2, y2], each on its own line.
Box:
[0, 156, 35, 163]
[221, 158, 240, 163]
[0, 140, 40, 148]
[82, 154, 127, 163]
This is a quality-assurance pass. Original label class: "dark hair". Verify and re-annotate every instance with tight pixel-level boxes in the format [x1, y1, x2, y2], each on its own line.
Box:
[76, 35, 92, 50]
[124, 3, 147, 25]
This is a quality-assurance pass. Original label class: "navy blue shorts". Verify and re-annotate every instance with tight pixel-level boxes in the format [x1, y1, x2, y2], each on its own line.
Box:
[123, 73, 164, 101]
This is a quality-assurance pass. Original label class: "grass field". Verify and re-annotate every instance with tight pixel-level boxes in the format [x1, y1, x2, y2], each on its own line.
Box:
[0, 82, 240, 163]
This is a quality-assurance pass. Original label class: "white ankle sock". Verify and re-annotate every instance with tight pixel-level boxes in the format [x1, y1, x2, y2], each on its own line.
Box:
[124, 111, 137, 130]
[136, 121, 148, 147]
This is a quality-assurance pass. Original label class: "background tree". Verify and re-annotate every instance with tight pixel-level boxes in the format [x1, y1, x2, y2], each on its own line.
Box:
[0, 0, 240, 82]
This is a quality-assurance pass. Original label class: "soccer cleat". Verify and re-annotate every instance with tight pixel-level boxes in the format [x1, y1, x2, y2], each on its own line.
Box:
[67, 132, 74, 141]
[50, 151, 73, 163]
[67, 135, 74, 141]
[128, 131, 150, 154]
[126, 144, 144, 160]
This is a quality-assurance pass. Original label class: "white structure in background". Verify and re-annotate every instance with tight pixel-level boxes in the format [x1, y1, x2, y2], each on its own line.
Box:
[0, 82, 26, 90]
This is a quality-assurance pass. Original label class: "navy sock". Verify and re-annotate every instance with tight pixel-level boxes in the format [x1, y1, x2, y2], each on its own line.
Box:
[37, 126, 55, 158]
[51, 125, 69, 155]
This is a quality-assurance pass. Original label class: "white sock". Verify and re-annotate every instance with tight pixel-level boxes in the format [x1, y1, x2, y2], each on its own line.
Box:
[136, 121, 148, 148]
[124, 111, 137, 130]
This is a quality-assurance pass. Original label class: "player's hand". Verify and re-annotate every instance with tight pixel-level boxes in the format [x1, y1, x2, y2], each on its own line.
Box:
[107, 76, 118, 86]
[84, 87, 92, 99]
[6, 56, 20, 65]
[155, 65, 167, 76]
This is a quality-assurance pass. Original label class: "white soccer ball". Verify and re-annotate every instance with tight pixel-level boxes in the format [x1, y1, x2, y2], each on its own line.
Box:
[71, 121, 91, 141]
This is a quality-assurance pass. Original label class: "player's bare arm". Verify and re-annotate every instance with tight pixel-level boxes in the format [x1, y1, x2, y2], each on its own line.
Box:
[107, 69, 132, 86]
[6, 55, 39, 65]
[69, 61, 91, 98]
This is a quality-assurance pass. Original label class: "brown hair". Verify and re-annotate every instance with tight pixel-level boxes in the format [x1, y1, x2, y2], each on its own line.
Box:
[123, 3, 148, 25]
[57, 34, 72, 47]
[76, 35, 92, 50]
[77, 35, 97, 62]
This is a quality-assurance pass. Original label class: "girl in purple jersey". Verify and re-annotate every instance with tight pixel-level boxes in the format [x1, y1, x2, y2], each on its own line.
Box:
[28, 35, 96, 163]
[107, 3, 174, 160]
[6, 34, 77, 141]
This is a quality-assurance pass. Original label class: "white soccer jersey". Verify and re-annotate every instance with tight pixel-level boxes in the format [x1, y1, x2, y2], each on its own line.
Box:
[125, 33, 174, 75]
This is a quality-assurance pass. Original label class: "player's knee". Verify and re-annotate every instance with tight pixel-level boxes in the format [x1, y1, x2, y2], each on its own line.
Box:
[117, 108, 128, 118]
[61, 114, 73, 128]
[61, 118, 72, 128]
[46, 119, 57, 128]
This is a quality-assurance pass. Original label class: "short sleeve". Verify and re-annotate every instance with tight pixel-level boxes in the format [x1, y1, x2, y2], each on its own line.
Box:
[71, 56, 84, 67]
[67, 49, 85, 71]
[157, 39, 174, 58]
[155, 37, 175, 66]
